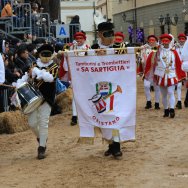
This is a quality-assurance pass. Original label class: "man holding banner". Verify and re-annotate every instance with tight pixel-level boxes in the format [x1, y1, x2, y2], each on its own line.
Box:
[67, 22, 136, 158]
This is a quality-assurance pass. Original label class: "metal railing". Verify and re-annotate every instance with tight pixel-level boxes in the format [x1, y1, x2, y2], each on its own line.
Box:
[11, 3, 31, 32]
[0, 28, 22, 41]
[32, 12, 50, 39]
[0, 1, 81, 42]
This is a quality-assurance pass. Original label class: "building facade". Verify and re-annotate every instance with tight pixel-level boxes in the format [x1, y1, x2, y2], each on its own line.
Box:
[96, 0, 113, 21]
[60, 0, 95, 44]
[112, 0, 188, 43]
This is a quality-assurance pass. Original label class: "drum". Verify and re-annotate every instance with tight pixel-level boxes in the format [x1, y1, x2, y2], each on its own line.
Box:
[17, 82, 44, 114]
[91, 94, 106, 113]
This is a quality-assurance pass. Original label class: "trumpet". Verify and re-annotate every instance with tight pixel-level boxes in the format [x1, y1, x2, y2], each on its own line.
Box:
[103, 85, 122, 100]
[151, 46, 158, 52]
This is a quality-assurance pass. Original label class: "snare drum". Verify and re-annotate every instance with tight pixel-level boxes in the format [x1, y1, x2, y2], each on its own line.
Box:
[17, 82, 44, 114]
[91, 94, 106, 113]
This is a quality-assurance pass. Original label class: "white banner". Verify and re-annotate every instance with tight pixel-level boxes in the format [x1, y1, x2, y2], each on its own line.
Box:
[68, 49, 136, 141]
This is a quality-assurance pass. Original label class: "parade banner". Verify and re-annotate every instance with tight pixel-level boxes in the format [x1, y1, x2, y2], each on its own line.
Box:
[67, 48, 136, 141]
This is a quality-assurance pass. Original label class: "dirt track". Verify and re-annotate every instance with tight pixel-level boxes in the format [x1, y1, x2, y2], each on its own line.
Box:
[0, 79, 188, 188]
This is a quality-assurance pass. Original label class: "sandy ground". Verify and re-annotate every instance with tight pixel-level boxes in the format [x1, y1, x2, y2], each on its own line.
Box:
[0, 78, 188, 188]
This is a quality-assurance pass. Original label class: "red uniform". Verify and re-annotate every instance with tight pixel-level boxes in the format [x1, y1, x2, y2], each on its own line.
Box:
[144, 48, 186, 87]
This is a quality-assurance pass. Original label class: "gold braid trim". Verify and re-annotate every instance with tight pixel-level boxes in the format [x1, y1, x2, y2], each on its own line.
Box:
[116, 43, 127, 54]
[36, 63, 58, 88]
[151, 51, 157, 65]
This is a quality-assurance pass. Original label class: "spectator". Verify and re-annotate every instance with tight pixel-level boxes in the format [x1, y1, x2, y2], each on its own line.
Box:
[0, 53, 5, 84]
[31, 3, 40, 41]
[23, 33, 33, 44]
[26, 43, 37, 62]
[30, 0, 41, 9]
[1, 1, 13, 17]
[69, 15, 80, 42]
[0, 53, 8, 112]
[4, 52, 21, 84]
[2, 40, 10, 55]
[14, 45, 32, 75]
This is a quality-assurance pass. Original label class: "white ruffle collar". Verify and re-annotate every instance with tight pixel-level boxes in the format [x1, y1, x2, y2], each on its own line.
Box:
[97, 39, 111, 48]
[36, 58, 53, 68]
[161, 46, 171, 51]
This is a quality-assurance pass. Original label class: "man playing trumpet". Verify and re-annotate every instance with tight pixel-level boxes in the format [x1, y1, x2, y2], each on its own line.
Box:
[137, 35, 161, 110]
[144, 34, 186, 118]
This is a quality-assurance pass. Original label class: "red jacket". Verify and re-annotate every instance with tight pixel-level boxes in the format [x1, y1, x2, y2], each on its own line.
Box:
[144, 49, 186, 86]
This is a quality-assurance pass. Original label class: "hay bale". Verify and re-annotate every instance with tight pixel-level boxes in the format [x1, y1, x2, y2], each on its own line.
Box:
[55, 88, 73, 113]
[0, 111, 29, 134]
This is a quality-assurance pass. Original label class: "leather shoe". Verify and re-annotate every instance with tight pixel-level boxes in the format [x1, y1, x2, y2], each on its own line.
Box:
[104, 144, 113, 156]
[38, 146, 46, 160]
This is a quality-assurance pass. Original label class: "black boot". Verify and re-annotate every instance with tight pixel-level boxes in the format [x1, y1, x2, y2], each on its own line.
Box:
[150, 86, 154, 92]
[184, 89, 188, 107]
[163, 109, 169, 117]
[38, 146, 46, 160]
[71, 116, 77, 126]
[145, 101, 152, 109]
[50, 103, 62, 116]
[176, 101, 182, 109]
[154, 102, 160, 110]
[104, 143, 113, 156]
[112, 142, 122, 158]
[184, 100, 188, 108]
[169, 108, 175, 118]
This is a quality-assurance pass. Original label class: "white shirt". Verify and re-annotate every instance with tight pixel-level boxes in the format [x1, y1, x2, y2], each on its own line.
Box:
[176, 43, 184, 61]
[181, 39, 188, 72]
[0, 54, 5, 83]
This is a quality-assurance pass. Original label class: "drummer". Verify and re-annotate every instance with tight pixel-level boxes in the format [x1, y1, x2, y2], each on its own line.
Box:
[29, 44, 58, 159]
[14, 44, 58, 160]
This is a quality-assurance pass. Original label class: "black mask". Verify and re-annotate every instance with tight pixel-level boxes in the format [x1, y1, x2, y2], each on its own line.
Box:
[102, 30, 114, 38]
[40, 51, 52, 57]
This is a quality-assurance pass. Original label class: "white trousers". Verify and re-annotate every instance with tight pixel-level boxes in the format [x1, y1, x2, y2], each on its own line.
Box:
[144, 79, 160, 102]
[176, 82, 182, 101]
[72, 98, 77, 116]
[28, 102, 51, 147]
[160, 85, 175, 109]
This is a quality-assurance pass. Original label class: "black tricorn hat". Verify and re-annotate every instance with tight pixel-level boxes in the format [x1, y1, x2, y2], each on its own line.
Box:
[97, 22, 114, 31]
[37, 44, 54, 54]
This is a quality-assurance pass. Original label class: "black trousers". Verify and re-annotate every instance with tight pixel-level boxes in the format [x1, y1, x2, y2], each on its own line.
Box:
[185, 89, 188, 102]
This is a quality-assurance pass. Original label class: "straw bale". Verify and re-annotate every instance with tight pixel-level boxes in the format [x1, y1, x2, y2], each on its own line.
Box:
[0, 111, 29, 134]
[55, 88, 73, 113]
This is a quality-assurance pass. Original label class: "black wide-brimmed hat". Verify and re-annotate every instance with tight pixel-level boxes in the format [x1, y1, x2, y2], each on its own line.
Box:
[37, 44, 54, 54]
[97, 22, 114, 31]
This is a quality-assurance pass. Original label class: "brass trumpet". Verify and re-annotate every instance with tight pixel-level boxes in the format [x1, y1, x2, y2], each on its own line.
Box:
[151, 46, 158, 52]
[103, 85, 122, 100]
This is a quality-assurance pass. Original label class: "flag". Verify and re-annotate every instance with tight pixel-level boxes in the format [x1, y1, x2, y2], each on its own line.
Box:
[67, 48, 136, 142]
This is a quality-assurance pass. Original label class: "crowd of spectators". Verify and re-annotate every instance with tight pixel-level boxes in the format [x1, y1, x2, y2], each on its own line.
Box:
[0, 37, 67, 114]
[0, 0, 49, 41]
[0, 1, 81, 113]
